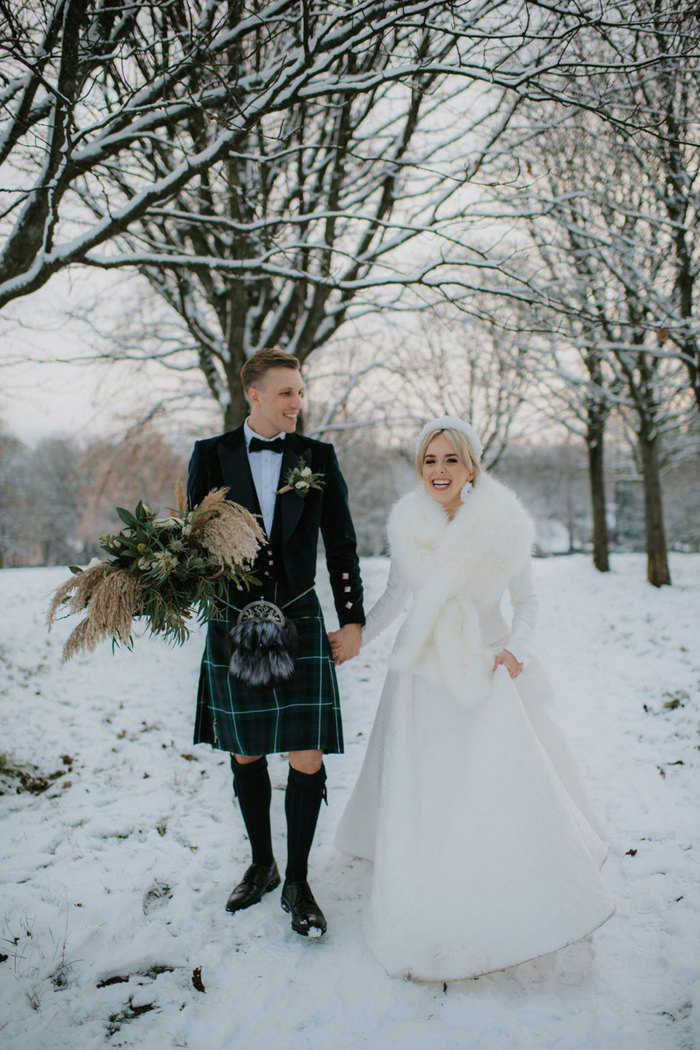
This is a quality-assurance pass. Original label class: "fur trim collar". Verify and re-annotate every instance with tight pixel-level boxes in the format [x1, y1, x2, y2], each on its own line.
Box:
[387, 474, 534, 706]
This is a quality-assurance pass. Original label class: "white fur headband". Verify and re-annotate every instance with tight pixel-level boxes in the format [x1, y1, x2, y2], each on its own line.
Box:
[415, 416, 483, 462]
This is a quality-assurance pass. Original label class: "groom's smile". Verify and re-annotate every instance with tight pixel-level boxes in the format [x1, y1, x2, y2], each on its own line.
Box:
[247, 366, 304, 437]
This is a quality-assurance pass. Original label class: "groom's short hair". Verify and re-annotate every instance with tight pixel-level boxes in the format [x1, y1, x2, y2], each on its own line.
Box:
[240, 348, 300, 392]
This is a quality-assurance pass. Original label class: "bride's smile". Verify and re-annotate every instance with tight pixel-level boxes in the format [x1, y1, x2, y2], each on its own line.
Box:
[422, 432, 475, 517]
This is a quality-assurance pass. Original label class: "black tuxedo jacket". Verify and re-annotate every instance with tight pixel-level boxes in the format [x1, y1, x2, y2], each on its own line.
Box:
[186, 426, 364, 626]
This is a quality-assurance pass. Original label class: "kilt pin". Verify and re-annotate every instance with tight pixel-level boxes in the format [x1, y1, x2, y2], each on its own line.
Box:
[187, 426, 365, 757]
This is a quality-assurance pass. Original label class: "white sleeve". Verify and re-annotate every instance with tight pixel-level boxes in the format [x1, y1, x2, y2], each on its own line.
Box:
[505, 560, 539, 663]
[362, 560, 411, 647]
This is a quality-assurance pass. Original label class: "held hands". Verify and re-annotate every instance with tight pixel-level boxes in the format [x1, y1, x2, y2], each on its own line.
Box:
[493, 649, 523, 678]
[328, 623, 362, 666]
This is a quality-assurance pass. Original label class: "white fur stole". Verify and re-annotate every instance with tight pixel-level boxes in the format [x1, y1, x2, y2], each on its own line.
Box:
[387, 474, 534, 706]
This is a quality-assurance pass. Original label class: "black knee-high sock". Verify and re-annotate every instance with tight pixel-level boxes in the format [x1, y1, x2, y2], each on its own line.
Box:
[285, 764, 327, 883]
[230, 755, 274, 866]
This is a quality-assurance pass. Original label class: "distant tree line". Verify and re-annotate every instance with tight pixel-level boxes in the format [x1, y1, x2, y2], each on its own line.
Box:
[1, 421, 698, 567]
[0, 426, 186, 568]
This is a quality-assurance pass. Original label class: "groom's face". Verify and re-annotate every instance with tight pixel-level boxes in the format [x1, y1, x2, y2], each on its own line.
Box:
[247, 367, 304, 437]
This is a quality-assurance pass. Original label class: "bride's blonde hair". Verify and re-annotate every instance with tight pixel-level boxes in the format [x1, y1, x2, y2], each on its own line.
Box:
[415, 427, 482, 479]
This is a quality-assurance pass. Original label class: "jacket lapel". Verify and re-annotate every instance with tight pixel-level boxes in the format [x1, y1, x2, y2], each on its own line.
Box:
[216, 427, 257, 514]
[279, 433, 304, 545]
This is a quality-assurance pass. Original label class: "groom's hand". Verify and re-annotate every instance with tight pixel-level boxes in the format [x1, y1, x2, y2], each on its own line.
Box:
[328, 623, 362, 666]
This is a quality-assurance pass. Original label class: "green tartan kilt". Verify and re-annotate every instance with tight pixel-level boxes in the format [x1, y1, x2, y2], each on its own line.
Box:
[193, 580, 344, 756]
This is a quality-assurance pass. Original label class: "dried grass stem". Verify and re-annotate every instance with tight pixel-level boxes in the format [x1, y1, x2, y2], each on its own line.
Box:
[48, 484, 263, 663]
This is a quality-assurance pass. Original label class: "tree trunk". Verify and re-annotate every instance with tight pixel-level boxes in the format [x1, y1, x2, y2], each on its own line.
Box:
[638, 428, 671, 587]
[586, 422, 609, 572]
[224, 383, 249, 432]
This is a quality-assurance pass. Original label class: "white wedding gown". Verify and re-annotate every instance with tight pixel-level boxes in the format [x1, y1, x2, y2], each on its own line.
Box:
[335, 559, 615, 982]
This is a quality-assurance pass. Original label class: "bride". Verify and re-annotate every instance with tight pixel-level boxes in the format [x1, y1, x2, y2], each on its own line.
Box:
[332, 417, 614, 982]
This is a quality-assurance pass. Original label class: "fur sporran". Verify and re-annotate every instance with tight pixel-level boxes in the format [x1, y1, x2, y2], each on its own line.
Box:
[227, 599, 299, 689]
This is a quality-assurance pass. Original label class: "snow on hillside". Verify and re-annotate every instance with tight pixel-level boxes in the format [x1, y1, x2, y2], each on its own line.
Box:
[0, 555, 698, 1050]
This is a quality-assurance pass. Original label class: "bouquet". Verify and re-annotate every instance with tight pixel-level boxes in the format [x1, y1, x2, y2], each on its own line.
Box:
[48, 483, 264, 663]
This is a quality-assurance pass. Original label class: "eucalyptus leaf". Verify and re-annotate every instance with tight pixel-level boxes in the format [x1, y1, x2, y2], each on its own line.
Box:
[116, 507, 138, 527]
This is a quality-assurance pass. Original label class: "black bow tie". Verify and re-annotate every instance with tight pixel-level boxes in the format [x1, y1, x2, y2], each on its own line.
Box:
[249, 436, 285, 453]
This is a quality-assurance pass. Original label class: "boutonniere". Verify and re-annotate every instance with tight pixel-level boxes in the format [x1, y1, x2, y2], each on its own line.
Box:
[277, 457, 325, 498]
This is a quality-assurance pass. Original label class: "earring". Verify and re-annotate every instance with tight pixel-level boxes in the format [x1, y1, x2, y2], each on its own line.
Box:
[460, 481, 473, 502]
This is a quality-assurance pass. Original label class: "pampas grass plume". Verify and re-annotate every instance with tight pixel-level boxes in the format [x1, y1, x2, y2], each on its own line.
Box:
[199, 501, 264, 569]
[174, 480, 187, 515]
[47, 562, 110, 629]
[50, 566, 143, 662]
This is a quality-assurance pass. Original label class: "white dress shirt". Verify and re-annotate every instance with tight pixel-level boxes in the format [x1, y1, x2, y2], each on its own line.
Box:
[243, 419, 286, 537]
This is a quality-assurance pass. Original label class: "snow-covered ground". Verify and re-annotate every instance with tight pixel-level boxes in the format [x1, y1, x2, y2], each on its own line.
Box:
[0, 555, 698, 1050]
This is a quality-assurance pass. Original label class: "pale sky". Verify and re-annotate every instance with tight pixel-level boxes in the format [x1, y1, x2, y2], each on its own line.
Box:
[0, 268, 211, 446]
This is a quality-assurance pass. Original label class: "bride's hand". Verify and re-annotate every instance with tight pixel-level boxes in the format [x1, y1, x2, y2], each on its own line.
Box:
[493, 649, 523, 678]
[328, 623, 362, 666]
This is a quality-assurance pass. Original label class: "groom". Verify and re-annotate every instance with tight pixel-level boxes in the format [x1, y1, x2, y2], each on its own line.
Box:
[187, 347, 364, 936]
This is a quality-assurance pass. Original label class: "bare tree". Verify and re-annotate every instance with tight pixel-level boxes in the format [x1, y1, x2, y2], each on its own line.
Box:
[0, 429, 88, 565]
[0, 427, 30, 566]
[517, 0, 700, 412]
[75, 30, 529, 428]
[4, 1, 699, 429]
[0, 1, 541, 308]
[298, 305, 534, 469]
[78, 425, 188, 544]
[496, 241, 622, 574]
[461, 0, 700, 585]
[575, 0, 700, 414]
[495, 438, 592, 554]
[494, 102, 693, 585]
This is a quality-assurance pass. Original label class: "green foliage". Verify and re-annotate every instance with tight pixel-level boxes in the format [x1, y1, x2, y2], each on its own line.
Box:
[277, 457, 325, 497]
[96, 498, 258, 647]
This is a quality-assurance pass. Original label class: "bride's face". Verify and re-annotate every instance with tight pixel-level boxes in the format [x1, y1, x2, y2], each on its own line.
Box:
[422, 433, 474, 515]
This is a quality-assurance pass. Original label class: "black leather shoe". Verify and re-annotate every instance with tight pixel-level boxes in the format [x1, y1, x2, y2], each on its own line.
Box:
[225, 861, 280, 913]
[280, 879, 327, 936]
